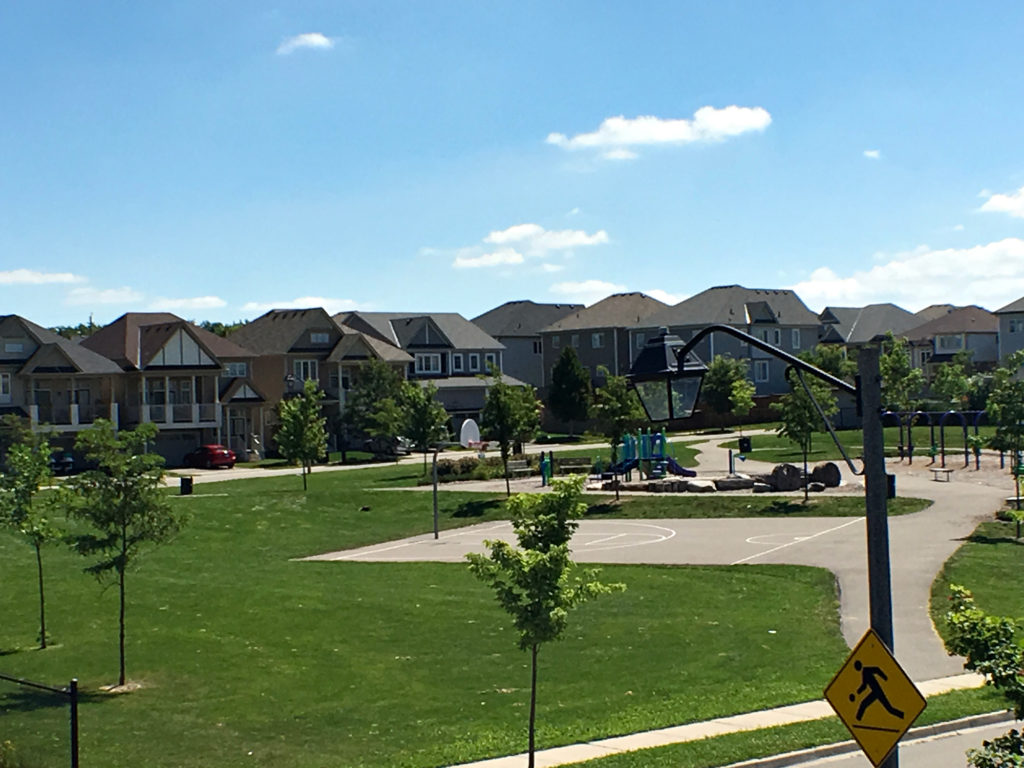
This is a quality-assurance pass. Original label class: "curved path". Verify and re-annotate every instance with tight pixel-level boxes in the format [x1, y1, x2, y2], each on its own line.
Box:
[304, 432, 1015, 682]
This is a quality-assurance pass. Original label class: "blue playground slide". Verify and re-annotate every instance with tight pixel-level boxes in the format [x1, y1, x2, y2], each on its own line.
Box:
[663, 457, 696, 477]
[608, 457, 639, 475]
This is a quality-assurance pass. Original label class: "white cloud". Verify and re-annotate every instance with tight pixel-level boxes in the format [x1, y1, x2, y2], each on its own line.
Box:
[0, 269, 85, 285]
[540, 263, 565, 273]
[863, 149, 881, 159]
[453, 248, 524, 269]
[549, 279, 627, 305]
[953, 224, 965, 232]
[242, 296, 369, 315]
[546, 106, 771, 157]
[980, 185, 1024, 218]
[65, 285, 144, 306]
[788, 238, 1024, 312]
[643, 288, 685, 305]
[150, 296, 227, 311]
[483, 223, 609, 253]
[276, 33, 334, 55]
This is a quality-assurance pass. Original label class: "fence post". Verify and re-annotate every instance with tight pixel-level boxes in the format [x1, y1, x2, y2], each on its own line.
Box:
[69, 678, 79, 768]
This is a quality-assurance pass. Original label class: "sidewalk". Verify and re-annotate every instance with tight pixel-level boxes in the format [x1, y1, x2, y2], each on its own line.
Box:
[447, 673, 991, 768]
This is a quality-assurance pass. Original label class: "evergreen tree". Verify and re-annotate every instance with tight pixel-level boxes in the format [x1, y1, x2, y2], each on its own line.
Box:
[547, 347, 591, 434]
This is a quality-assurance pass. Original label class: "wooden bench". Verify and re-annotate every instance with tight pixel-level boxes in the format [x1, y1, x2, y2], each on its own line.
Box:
[558, 459, 593, 476]
[930, 467, 954, 482]
[507, 459, 533, 478]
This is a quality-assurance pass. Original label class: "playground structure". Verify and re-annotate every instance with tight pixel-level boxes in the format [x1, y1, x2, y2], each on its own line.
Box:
[883, 409, 994, 468]
[605, 429, 696, 481]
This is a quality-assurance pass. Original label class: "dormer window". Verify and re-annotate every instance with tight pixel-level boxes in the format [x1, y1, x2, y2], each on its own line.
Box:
[4, 341, 24, 353]
[310, 332, 330, 344]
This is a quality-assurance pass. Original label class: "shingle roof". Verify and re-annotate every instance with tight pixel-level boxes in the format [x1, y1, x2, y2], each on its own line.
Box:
[904, 306, 998, 341]
[472, 300, 583, 337]
[638, 285, 817, 328]
[327, 330, 412, 364]
[913, 304, 957, 323]
[334, 312, 504, 350]
[541, 293, 668, 332]
[81, 312, 252, 369]
[996, 296, 1024, 314]
[228, 308, 339, 355]
[6, 316, 122, 375]
[819, 303, 917, 344]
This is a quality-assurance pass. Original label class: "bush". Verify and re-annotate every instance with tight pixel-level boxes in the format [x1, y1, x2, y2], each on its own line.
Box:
[456, 457, 479, 476]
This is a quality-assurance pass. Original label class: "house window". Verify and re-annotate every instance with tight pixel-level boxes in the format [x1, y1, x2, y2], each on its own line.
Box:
[484, 352, 497, 371]
[341, 374, 351, 391]
[329, 371, 340, 389]
[552, 336, 561, 349]
[0, 373, 9, 403]
[452, 353, 464, 373]
[937, 335, 964, 351]
[415, 353, 442, 375]
[224, 362, 248, 378]
[469, 353, 480, 372]
[754, 360, 770, 383]
[773, 328, 782, 346]
[532, 340, 541, 354]
[791, 329, 801, 349]
[145, 378, 166, 405]
[4, 342, 23, 353]
[310, 332, 330, 344]
[592, 332, 604, 349]
[294, 359, 318, 381]
[636, 334, 645, 350]
[571, 334, 580, 348]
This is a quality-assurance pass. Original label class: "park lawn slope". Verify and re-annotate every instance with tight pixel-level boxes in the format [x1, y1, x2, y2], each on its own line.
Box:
[1, 468, 849, 767]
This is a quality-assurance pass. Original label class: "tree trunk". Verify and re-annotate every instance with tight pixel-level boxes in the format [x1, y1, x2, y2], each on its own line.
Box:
[503, 446, 511, 497]
[302, 461, 308, 491]
[528, 643, 538, 768]
[35, 542, 46, 650]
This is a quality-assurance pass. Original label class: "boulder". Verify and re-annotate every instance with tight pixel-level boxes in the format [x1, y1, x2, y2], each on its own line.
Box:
[769, 463, 803, 492]
[715, 475, 755, 491]
[811, 462, 842, 488]
[752, 482, 773, 494]
[686, 479, 717, 493]
[807, 481, 826, 493]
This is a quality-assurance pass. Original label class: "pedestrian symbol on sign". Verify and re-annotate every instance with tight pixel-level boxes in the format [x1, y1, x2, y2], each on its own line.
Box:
[850, 660, 904, 726]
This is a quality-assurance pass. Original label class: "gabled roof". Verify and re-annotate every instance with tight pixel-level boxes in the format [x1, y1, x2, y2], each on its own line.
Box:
[904, 306, 998, 341]
[996, 296, 1024, 314]
[914, 304, 957, 323]
[638, 285, 817, 329]
[228, 308, 340, 355]
[334, 312, 503, 350]
[0, 315, 121, 375]
[541, 293, 668, 332]
[82, 312, 251, 370]
[472, 300, 583, 338]
[818, 303, 917, 344]
[327, 330, 412, 364]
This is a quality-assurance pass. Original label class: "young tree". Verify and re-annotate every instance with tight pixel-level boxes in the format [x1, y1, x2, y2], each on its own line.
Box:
[400, 380, 450, 471]
[547, 347, 591, 435]
[932, 352, 971, 410]
[700, 356, 750, 426]
[467, 477, 624, 768]
[880, 332, 924, 412]
[730, 377, 756, 434]
[342, 357, 406, 437]
[987, 351, 1024, 504]
[276, 379, 328, 490]
[66, 421, 183, 687]
[0, 431, 58, 649]
[481, 367, 540, 496]
[591, 366, 646, 465]
[771, 370, 837, 501]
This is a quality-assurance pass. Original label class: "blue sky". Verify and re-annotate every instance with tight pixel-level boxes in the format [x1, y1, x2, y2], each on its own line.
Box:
[3, 1, 1024, 326]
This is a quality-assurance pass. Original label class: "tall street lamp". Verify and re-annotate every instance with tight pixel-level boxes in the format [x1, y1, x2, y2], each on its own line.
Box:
[629, 324, 898, 768]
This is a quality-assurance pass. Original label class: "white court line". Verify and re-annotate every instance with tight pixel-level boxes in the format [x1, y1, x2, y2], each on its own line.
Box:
[730, 518, 862, 565]
[314, 522, 510, 560]
[584, 533, 628, 547]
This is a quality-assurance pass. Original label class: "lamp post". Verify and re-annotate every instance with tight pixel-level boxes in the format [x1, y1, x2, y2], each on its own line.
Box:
[629, 325, 897, 768]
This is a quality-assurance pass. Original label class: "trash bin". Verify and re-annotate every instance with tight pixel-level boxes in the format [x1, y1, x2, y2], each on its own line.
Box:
[180, 476, 193, 496]
[738, 436, 752, 454]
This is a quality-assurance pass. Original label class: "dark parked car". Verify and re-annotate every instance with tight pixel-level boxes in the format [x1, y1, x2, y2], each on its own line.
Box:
[49, 451, 75, 476]
[183, 444, 236, 469]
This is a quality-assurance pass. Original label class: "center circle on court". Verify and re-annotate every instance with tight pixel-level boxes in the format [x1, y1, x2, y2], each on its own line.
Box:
[746, 533, 812, 546]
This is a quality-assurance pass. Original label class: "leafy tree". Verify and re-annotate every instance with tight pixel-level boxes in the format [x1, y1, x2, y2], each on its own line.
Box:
[467, 477, 624, 768]
[197, 319, 247, 337]
[700, 356, 750, 425]
[932, 351, 972, 410]
[0, 413, 34, 466]
[342, 357, 406, 437]
[880, 332, 924, 412]
[946, 585, 1024, 766]
[400, 380, 450, 470]
[591, 366, 645, 465]
[0, 431, 58, 649]
[276, 379, 328, 490]
[481, 366, 540, 496]
[66, 421, 183, 687]
[771, 370, 837, 501]
[547, 347, 591, 434]
[987, 351, 1024, 504]
[730, 377, 756, 434]
[804, 343, 855, 379]
[49, 316, 100, 340]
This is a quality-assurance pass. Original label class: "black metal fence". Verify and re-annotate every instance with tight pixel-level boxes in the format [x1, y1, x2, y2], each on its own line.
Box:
[0, 673, 77, 768]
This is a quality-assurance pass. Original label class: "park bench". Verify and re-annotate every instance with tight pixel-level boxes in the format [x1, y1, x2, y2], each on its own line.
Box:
[507, 459, 533, 478]
[558, 458, 593, 476]
[930, 467, 954, 482]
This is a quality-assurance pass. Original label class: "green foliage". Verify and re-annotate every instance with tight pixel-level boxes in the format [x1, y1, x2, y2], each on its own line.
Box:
[880, 332, 924, 412]
[481, 366, 541, 495]
[987, 351, 1024, 461]
[276, 379, 328, 489]
[66, 420, 183, 685]
[547, 347, 592, 430]
[0, 414, 34, 466]
[49, 318, 100, 340]
[701, 356, 750, 418]
[730, 377, 755, 421]
[342, 357, 406, 436]
[0, 430, 58, 648]
[592, 366, 645, 464]
[197, 319, 247, 337]
[771, 369, 837, 501]
[967, 730, 1024, 768]
[932, 357, 971, 409]
[400, 380, 450, 469]
[803, 344, 855, 379]
[467, 477, 624, 765]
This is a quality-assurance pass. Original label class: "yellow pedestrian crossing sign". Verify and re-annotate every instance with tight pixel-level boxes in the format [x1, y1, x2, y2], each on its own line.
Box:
[824, 629, 926, 766]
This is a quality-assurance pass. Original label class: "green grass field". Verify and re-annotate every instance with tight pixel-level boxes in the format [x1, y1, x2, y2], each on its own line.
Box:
[0, 464, 862, 767]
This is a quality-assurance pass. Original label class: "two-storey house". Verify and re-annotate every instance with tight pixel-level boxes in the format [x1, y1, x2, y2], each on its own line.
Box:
[995, 296, 1024, 362]
[902, 306, 998, 376]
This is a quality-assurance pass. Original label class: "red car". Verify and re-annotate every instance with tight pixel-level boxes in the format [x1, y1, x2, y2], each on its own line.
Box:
[183, 444, 236, 469]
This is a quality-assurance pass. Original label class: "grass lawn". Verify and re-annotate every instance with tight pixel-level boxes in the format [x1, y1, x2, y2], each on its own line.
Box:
[931, 520, 1024, 640]
[1, 465, 852, 768]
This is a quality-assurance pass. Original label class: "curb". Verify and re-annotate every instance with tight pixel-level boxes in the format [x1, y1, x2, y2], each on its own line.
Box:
[723, 711, 1016, 767]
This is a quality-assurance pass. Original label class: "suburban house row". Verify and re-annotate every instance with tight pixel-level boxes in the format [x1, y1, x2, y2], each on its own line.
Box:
[2, 285, 1023, 466]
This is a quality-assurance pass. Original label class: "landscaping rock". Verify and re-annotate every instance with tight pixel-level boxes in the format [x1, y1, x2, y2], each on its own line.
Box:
[752, 482, 773, 493]
[807, 481, 826, 493]
[715, 475, 755, 491]
[769, 463, 803, 492]
[686, 479, 717, 493]
[811, 462, 842, 488]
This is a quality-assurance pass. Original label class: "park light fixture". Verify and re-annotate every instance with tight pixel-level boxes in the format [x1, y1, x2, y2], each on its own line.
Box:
[630, 328, 708, 421]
